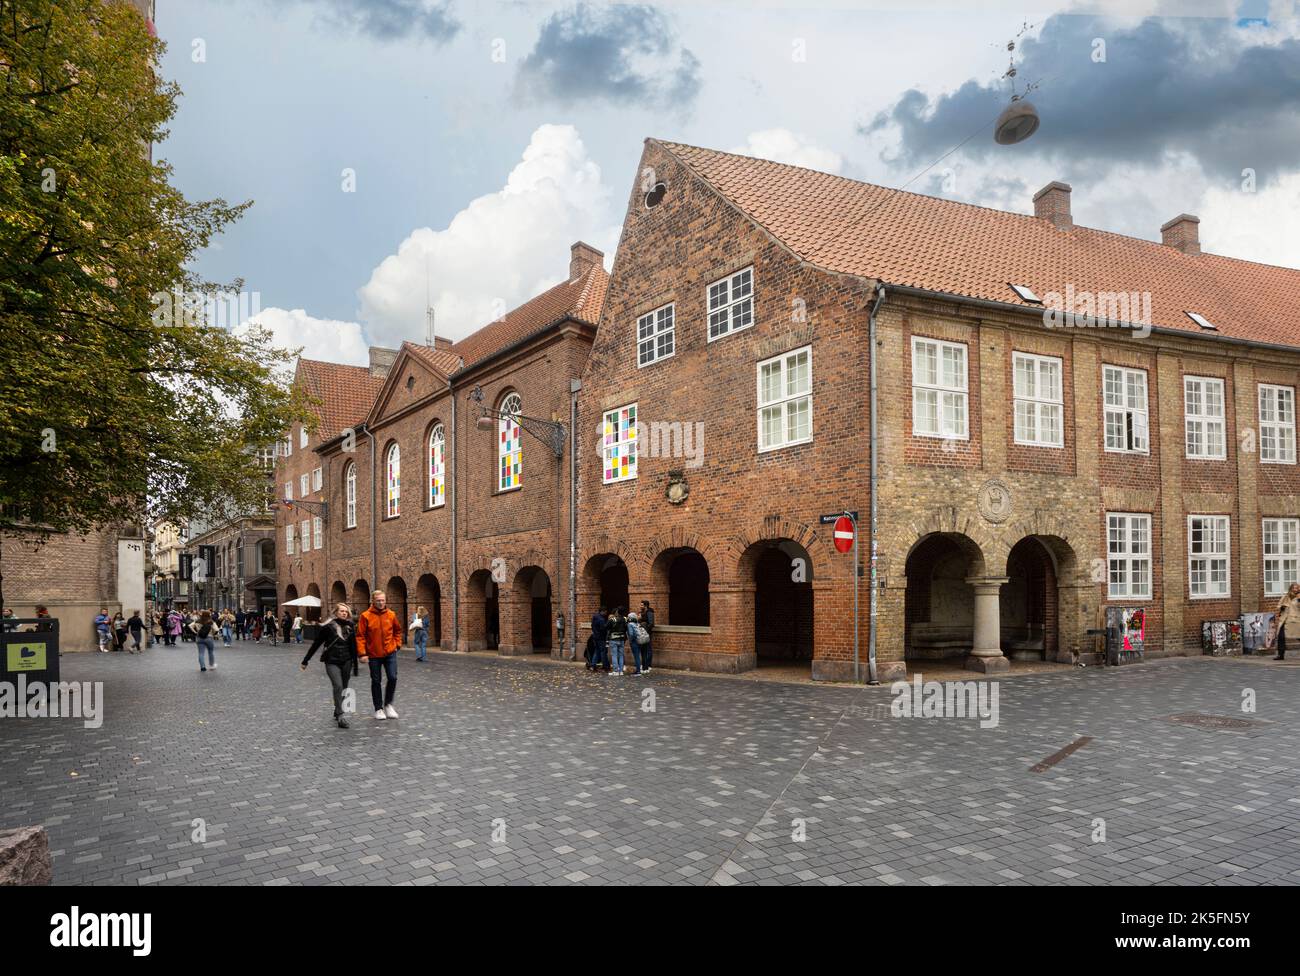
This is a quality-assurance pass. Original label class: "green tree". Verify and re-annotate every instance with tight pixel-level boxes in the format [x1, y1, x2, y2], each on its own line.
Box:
[0, 1, 308, 606]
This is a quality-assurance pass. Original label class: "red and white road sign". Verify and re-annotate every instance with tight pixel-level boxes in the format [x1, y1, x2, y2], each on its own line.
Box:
[832, 515, 855, 553]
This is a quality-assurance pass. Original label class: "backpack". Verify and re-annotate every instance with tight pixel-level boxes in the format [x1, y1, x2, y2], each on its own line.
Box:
[635, 624, 650, 646]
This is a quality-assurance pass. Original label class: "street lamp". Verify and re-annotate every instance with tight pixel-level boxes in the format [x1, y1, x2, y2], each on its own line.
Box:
[467, 385, 566, 457]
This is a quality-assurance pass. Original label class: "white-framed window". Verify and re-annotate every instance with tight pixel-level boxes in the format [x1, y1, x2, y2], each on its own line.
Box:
[344, 463, 357, 529]
[285, 523, 295, 557]
[428, 424, 446, 508]
[299, 425, 308, 449]
[1259, 384, 1296, 464]
[757, 346, 812, 452]
[1184, 376, 1226, 459]
[385, 442, 401, 517]
[1263, 518, 1300, 597]
[284, 481, 292, 502]
[1103, 365, 1150, 454]
[1107, 513, 1152, 600]
[300, 519, 310, 555]
[498, 393, 522, 492]
[313, 516, 323, 550]
[311, 467, 323, 492]
[1188, 515, 1231, 599]
[706, 266, 753, 341]
[637, 303, 675, 367]
[602, 404, 638, 483]
[282, 434, 292, 457]
[911, 336, 968, 439]
[257, 446, 276, 470]
[299, 473, 309, 497]
[1012, 352, 1063, 447]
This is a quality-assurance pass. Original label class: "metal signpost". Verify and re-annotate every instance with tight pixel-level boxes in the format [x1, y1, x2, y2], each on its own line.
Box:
[821, 511, 859, 682]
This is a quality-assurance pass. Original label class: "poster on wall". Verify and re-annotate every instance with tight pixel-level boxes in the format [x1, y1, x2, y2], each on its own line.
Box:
[1241, 612, 1276, 655]
[1104, 606, 1146, 664]
[1201, 619, 1243, 656]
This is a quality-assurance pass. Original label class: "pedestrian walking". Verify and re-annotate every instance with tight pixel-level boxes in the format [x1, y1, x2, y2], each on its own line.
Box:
[281, 609, 292, 644]
[301, 603, 359, 729]
[356, 590, 402, 720]
[234, 608, 246, 641]
[1275, 582, 1299, 661]
[194, 610, 217, 672]
[410, 605, 428, 662]
[265, 609, 279, 646]
[150, 611, 163, 647]
[112, 611, 128, 652]
[252, 612, 263, 643]
[639, 600, 655, 672]
[127, 610, 144, 653]
[220, 608, 235, 647]
[607, 606, 628, 677]
[94, 607, 111, 652]
[165, 609, 181, 645]
[292, 613, 303, 644]
[589, 606, 609, 671]
[627, 612, 648, 675]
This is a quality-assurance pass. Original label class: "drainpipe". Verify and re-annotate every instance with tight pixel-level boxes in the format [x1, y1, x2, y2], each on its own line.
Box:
[366, 422, 377, 592]
[568, 378, 581, 660]
[867, 282, 887, 685]
[450, 382, 459, 651]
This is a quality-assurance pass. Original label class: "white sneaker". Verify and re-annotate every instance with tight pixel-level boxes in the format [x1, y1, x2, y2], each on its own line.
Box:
[210, 663, 217, 670]
[374, 709, 386, 720]
[384, 704, 399, 719]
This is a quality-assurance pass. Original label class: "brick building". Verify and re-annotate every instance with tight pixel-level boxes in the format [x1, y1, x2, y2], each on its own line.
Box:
[279, 241, 606, 661]
[276, 140, 1299, 682]
[573, 139, 1300, 680]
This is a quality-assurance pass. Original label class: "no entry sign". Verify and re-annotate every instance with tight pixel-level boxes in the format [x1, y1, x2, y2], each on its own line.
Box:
[832, 515, 855, 553]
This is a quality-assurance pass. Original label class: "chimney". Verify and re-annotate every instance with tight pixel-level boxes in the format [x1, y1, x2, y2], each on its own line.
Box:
[433, 335, 453, 351]
[367, 345, 398, 379]
[1161, 213, 1201, 255]
[1032, 181, 1073, 230]
[569, 241, 603, 281]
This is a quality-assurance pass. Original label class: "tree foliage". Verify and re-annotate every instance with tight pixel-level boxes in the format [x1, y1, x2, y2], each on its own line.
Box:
[0, 0, 308, 539]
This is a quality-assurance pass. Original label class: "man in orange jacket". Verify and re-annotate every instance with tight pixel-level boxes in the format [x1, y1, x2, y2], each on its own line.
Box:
[356, 589, 402, 720]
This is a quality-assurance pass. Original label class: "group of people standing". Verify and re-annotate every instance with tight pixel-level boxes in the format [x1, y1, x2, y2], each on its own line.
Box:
[587, 601, 654, 676]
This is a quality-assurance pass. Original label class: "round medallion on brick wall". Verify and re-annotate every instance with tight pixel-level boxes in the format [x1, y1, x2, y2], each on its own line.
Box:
[977, 479, 1013, 524]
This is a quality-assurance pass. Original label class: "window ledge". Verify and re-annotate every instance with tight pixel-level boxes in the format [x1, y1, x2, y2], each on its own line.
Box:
[655, 624, 712, 634]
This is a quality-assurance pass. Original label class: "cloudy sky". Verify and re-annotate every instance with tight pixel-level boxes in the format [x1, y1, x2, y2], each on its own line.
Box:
[156, 0, 1300, 364]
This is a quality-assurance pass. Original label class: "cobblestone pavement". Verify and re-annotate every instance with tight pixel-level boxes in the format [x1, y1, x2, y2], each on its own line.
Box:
[2, 644, 1299, 885]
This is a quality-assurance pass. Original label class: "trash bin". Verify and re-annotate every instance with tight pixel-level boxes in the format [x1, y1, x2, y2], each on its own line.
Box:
[1, 617, 60, 688]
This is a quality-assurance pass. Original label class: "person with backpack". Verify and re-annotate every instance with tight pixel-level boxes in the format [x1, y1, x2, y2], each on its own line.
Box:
[300, 602, 359, 728]
[607, 606, 628, 677]
[194, 610, 218, 672]
[628, 612, 650, 676]
[356, 590, 402, 720]
[639, 600, 655, 673]
[589, 606, 608, 672]
[127, 610, 145, 653]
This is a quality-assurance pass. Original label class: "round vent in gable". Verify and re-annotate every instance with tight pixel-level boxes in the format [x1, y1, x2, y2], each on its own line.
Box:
[644, 182, 667, 209]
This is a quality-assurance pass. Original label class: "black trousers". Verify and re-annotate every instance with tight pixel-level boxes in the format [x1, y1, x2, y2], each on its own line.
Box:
[1278, 628, 1287, 659]
[326, 663, 352, 718]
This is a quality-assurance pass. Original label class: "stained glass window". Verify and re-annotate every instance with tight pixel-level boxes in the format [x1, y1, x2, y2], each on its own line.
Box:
[603, 404, 638, 483]
[429, 424, 446, 508]
[499, 393, 522, 491]
[386, 442, 401, 517]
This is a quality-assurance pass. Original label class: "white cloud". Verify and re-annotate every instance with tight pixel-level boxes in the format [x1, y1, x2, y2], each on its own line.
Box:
[729, 129, 843, 174]
[1198, 171, 1300, 269]
[239, 306, 369, 366]
[357, 124, 619, 347]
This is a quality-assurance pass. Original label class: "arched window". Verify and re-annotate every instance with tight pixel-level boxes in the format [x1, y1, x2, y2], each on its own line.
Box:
[386, 442, 401, 517]
[429, 424, 446, 508]
[345, 462, 357, 529]
[498, 393, 522, 492]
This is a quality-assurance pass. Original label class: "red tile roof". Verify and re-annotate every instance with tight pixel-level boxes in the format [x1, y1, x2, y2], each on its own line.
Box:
[403, 341, 463, 377]
[450, 261, 608, 367]
[295, 358, 385, 441]
[656, 139, 1300, 349]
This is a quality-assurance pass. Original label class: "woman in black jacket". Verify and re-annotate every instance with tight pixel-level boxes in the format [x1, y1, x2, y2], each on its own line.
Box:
[300, 603, 358, 728]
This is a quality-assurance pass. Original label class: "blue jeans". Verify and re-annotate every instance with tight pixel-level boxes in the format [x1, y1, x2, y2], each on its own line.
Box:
[369, 655, 397, 711]
[414, 628, 427, 660]
[221, 624, 232, 646]
[196, 637, 215, 668]
[608, 638, 625, 673]
[630, 640, 644, 673]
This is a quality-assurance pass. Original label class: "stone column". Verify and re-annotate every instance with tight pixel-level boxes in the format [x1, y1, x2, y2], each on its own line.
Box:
[966, 577, 1010, 672]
